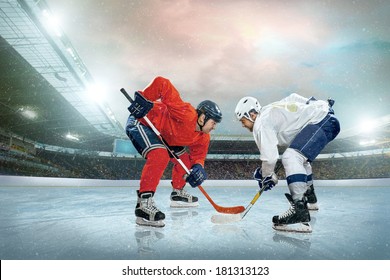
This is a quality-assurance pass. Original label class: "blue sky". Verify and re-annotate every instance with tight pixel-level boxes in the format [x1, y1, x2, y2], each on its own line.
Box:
[46, 0, 390, 136]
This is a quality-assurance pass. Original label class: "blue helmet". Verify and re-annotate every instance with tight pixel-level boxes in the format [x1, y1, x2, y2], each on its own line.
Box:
[197, 100, 222, 123]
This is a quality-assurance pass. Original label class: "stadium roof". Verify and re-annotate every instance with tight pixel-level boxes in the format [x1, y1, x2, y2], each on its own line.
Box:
[1, 0, 389, 155]
[0, 0, 124, 151]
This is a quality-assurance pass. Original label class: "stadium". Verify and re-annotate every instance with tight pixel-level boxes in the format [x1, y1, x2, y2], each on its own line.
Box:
[1, 0, 390, 264]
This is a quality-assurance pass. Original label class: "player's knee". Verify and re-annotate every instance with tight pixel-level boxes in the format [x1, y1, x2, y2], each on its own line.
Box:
[146, 148, 170, 165]
[152, 76, 169, 85]
[282, 148, 298, 164]
[282, 148, 306, 173]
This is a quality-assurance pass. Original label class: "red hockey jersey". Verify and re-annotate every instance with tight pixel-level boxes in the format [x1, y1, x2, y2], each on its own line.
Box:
[139, 76, 210, 166]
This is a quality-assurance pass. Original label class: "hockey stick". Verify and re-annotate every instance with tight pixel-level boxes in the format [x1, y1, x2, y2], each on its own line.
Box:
[211, 163, 283, 224]
[120, 88, 245, 214]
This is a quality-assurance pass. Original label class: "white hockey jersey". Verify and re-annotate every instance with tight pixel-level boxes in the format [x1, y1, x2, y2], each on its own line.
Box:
[253, 93, 330, 175]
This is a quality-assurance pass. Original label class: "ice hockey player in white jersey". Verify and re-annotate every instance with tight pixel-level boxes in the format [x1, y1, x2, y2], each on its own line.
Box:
[235, 93, 340, 233]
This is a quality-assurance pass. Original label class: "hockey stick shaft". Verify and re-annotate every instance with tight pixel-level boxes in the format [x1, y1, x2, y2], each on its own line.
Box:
[240, 185, 265, 219]
[241, 163, 283, 219]
[120, 88, 245, 214]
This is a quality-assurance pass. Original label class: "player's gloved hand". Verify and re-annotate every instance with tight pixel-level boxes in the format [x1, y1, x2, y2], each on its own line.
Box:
[253, 167, 278, 191]
[327, 98, 335, 114]
[127, 91, 154, 119]
[186, 164, 207, 188]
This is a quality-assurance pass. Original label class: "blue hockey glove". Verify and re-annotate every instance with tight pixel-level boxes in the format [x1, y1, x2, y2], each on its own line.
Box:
[186, 164, 207, 188]
[253, 167, 278, 191]
[127, 91, 154, 119]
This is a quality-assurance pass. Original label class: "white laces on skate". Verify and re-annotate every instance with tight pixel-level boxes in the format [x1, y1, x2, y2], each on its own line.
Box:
[175, 189, 192, 199]
[170, 188, 199, 208]
[279, 205, 296, 219]
[141, 197, 160, 215]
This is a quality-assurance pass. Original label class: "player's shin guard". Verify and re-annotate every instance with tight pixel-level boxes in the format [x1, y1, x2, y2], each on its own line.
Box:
[135, 191, 165, 227]
[272, 193, 312, 233]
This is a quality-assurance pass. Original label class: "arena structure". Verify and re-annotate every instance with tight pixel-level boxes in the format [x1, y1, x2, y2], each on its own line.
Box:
[1, 0, 390, 263]
[1, 0, 390, 185]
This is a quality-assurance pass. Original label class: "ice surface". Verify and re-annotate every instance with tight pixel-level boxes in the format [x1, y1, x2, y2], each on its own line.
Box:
[0, 183, 389, 260]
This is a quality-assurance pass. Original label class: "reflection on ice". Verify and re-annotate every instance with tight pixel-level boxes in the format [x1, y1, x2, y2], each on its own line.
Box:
[272, 232, 312, 251]
[134, 227, 165, 259]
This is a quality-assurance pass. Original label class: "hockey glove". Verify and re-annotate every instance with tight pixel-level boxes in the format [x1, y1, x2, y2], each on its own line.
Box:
[327, 98, 335, 114]
[127, 91, 154, 119]
[186, 164, 207, 188]
[253, 167, 278, 191]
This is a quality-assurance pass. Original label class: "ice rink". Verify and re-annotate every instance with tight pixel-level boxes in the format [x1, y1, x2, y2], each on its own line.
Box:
[1, 176, 389, 260]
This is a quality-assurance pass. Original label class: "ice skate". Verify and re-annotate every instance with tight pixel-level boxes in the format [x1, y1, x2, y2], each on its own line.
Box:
[170, 188, 199, 208]
[135, 191, 165, 227]
[272, 193, 312, 233]
[304, 184, 319, 211]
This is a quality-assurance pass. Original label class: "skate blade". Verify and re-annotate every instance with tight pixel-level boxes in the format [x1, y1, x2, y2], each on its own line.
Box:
[170, 200, 199, 208]
[136, 217, 165, 228]
[307, 203, 319, 211]
[272, 222, 312, 233]
[211, 213, 242, 224]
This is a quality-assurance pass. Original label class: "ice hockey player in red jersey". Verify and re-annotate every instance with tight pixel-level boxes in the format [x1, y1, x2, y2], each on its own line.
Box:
[125, 76, 222, 227]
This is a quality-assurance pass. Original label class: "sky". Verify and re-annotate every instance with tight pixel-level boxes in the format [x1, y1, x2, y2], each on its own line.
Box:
[44, 0, 390, 136]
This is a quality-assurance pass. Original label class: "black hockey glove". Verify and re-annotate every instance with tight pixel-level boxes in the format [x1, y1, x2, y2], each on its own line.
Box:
[327, 98, 335, 114]
[127, 91, 154, 119]
[253, 167, 278, 191]
[186, 164, 207, 188]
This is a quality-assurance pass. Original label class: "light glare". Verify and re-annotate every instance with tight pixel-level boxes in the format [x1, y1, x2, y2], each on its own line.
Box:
[20, 107, 37, 119]
[42, 9, 62, 37]
[66, 133, 80, 141]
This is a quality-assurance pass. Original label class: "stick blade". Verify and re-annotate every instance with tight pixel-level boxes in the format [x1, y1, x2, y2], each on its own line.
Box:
[215, 205, 245, 214]
[197, 186, 245, 214]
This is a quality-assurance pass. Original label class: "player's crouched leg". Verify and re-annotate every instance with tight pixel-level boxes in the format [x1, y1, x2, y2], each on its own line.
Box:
[169, 151, 199, 208]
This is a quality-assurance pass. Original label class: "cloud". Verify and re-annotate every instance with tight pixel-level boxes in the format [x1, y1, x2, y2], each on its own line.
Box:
[46, 0, 390, 134]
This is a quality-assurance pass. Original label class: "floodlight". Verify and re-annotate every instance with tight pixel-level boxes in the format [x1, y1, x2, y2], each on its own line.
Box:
[19, 107, 37, 120]
[42, 9, 62, 37]
[66, 133, 80, 141]
[360, 119, 378, 134]
[86, 83, 107, 104]
[359, 139, 376, 146]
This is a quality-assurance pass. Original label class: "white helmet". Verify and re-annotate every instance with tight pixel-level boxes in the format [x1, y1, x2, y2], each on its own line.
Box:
[234, 96, 261, 122]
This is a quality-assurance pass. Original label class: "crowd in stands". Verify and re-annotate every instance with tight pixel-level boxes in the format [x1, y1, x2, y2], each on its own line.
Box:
[1, 146, 389, 180]
[205, 156, 390, 180]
